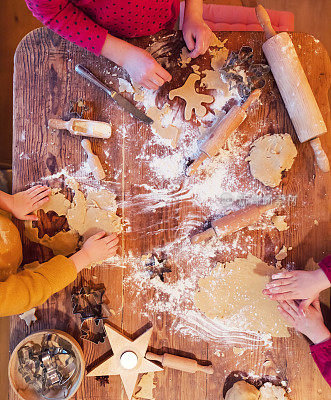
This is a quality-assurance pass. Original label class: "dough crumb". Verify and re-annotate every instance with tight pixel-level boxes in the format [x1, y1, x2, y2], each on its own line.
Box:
[275, 246, 288, 261]
[272, 215, 289, 231]
[134, 372, 156, 400]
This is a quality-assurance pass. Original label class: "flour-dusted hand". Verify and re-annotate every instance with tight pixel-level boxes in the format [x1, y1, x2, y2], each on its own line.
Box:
[10, 185, 51, 221]
[101, 34, 171, 90]
[263, 269, 330, 311]
[277, 300, 331, 344]
[182, 15, 212, 58]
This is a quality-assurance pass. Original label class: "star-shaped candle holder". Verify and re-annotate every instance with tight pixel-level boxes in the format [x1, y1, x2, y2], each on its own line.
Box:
[87, 324, 163, 399]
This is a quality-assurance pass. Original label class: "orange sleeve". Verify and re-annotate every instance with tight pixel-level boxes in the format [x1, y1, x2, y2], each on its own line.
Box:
[0, 255, 77, 317]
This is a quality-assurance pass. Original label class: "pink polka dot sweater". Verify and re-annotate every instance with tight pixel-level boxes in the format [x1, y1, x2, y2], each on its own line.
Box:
[25, 0, 180, 55]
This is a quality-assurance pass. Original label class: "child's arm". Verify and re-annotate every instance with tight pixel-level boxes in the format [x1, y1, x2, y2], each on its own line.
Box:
[182, 0, 213, 58]
[0, 186, 50, 221]
[263, 256, 331, 311]
[277, 299, 331, 386]
[0, 231, 118, 317]
[25, 0, 172, 89]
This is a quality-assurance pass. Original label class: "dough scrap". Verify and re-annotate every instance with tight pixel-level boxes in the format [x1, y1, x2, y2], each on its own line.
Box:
[246, 134, 297, 187]
[146, 105, 180, 148]
[25, 221, 79, 256]
[40, 188, 71, 216]
[169, 73, 214, 120]
[275, 246, 288, 261]
[225, 381, 260, 400]
[134, 372, 156, 400]
[211, 45, 229, 71]
[272, 216, 289, 231]
[19, 308, 37, 327]
[260, 382, 287, 400]
[194, 253, 289, 337]
[179, 47, 191, 67]
[201, 69, 230, 94]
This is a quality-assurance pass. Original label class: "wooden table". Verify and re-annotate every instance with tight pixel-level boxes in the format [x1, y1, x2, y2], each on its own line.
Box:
[11, 28, 331, 399]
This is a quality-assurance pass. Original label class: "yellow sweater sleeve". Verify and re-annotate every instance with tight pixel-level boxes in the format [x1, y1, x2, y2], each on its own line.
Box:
[0, 255, 77, 317]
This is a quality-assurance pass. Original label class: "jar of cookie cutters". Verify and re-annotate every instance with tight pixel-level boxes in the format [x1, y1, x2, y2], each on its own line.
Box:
[9, 330, 85, 400]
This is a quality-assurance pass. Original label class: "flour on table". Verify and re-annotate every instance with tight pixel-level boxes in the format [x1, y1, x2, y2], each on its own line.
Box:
[169, 73, 214, 120]
[194, 254, 289, 337]
[272, 215, 289, 231]
[118, 78, 134, 93]
[146, 105, 180, 148]
[246, 134, 297, 187]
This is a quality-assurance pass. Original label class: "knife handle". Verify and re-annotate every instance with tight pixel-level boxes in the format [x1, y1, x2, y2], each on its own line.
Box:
[75, 64, 114, 97]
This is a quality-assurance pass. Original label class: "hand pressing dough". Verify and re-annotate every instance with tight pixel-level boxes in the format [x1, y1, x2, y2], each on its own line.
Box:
[259, 382, 287, 400]
[246, 134, 297, 188]
[40, 188, 71, 216]
[146, 105, 180, 148]
[169, 73, 214, 120]
[134, 372, 156, 400]
[225, 381, 260, 400]
[194, 254, 289, 337]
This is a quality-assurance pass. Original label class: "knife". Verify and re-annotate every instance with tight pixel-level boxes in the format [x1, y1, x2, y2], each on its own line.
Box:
[75, 64, 153, 124]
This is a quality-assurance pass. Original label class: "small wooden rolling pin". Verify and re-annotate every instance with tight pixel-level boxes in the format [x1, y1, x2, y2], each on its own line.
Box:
[256, 5, 330, 172]
[49, 118, 112, 139]
[145, 352, 214, 374]
[191, 202, 278, 244]
[187, 89, 261, 176]
[81, 139, 106, 180]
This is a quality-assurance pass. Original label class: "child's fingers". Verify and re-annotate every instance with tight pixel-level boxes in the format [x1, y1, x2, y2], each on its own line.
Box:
[32, 196, 49, 210]
[271, 271, 294, 280]
[142, 80, 155, 90]
[277, 305, 295, 325]
[263, 291, 294, 301]
[149, 74, 164, 87]
[155, 65, 172, 82]
[106, 238, 119, 248]
[32, 190, 51, 203]
[91, 231, 106, 240]
[298, 299, 312, 313]
[184, 32, 195, 51]
[311, 298, 321, 311]
[145, 79, 159, 90]
[266, 278, 292, 289]
[25, 185, 42, 194]
[282, 300, 300, 318]
[31, 187, 51, 199]
[265, 284, 292, 294]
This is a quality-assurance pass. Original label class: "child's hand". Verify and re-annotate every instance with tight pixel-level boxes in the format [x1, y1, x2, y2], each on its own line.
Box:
[263, 270, 330, 311]
[182, 16, 213, 58]
[11, 185, 51, 221]
[122, 46, 172, 90]
[277, 299, 331, 344]
[82, 231, 119, 263]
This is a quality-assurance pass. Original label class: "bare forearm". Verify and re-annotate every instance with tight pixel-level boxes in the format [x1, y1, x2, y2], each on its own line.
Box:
[101, 34, 134, 67]
[184, 0, 203, 19]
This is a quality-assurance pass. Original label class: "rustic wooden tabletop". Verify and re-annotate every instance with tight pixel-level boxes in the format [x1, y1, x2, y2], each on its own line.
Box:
[11, 28, 331, 399]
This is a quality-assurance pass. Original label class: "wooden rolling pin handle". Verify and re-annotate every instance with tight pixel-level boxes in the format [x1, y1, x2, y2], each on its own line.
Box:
[197, 365, 214, 375]
[186, 153, 209, 176]
[48, 119, 69, 130]
[191, 227, 216, 244]
[145, 352, 162, 362]
[81, 139, 106, 180]
[309, 138, 330, 172]
[241, 89, 262, 112]
[255, 5, 276, 40]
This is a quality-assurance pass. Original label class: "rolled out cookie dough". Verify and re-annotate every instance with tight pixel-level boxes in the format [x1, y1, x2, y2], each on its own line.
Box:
[169, 73, 214, 121]
[225, 381, 259, 400]
[246, 134, 297, 187]
[194, 253, 289, 337]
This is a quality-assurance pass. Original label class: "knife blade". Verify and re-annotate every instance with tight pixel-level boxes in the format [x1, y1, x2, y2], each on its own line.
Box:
[75, 64, 153, 124]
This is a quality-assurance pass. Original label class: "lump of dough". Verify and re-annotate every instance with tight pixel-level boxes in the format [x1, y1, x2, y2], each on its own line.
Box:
[225, 381, 260, 400]
[246, 134, 297, 187]
[259, 382, 287, 400]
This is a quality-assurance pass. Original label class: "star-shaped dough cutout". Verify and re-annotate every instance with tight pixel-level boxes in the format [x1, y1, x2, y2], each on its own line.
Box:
[87, 324, 163, 399]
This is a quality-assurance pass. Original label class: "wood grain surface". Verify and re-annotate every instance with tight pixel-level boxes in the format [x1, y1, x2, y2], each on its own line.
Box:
[11, 28, 331, 399]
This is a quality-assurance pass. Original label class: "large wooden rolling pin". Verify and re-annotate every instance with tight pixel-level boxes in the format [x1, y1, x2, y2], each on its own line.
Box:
[145, 352, 213, 374]
[191, 202, 278, 244]
[256, 5, 330, 172]
[187, 89, 261, 176]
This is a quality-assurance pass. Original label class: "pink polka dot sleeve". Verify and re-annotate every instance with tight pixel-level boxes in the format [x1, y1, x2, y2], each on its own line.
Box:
[25, 0, 108, 55]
